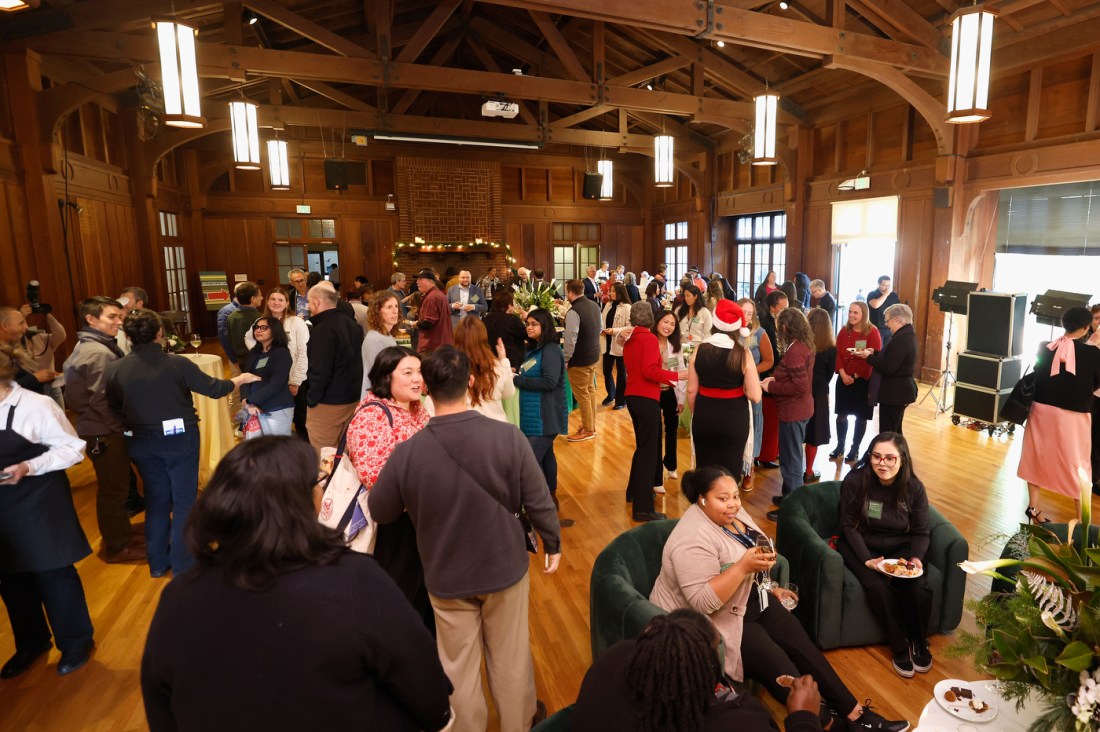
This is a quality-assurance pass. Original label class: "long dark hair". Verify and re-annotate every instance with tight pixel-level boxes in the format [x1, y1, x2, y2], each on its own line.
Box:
[626, 609, 723, 732]
[652, 310, 682, 353]
[249, 316, 288, 353]
[851, 432, 918, 530]
[187, 437, 346, 590]
[525, 307, 558, 350]
[368, 346, 420, 401]
[676, 285, 704, 321]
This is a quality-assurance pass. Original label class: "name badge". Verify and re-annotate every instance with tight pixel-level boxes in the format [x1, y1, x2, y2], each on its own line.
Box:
[855, 340, 867, 350]
[867, 500, 884, 520]
[255, 357, 269, 369]
[162, 418, 186, 436]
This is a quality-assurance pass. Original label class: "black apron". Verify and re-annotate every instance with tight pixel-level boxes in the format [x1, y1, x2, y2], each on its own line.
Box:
[0, 402, 91, 573]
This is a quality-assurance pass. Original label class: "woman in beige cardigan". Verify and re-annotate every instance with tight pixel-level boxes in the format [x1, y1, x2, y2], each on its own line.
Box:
[650, 465, 909, 732]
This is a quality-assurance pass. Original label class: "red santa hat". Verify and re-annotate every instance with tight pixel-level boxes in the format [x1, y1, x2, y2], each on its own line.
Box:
[712, 300, 750, 338]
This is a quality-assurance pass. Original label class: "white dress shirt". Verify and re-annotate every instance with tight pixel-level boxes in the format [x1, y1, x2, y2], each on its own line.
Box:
[1, 383, 85, 476]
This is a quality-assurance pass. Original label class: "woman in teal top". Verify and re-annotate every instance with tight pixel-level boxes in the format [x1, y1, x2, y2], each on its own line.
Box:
[513, 308, 568, 506]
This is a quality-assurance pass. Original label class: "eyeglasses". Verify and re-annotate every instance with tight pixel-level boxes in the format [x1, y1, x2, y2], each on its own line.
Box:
[252, 324, 270, 331]
[870, 453, 899, 466]
[525, 322, 540, 329]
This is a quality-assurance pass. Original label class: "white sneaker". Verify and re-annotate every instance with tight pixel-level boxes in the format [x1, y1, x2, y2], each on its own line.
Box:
[666, 470, 678, 480]
[653, 484, 666, 494]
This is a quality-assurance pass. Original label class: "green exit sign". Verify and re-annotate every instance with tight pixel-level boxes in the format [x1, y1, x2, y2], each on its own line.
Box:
[296, 204, 311, 214]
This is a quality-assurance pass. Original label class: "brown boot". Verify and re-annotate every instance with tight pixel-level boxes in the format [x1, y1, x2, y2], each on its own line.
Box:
[102, 543, 146, 563]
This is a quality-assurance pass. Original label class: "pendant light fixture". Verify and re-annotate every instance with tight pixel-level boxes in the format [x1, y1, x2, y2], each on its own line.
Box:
[753, 87, 779, 166]
[153, 19, 204, 128]
[654, 134, 674, 188]
[946, 5, 997, 124]
[597, 158, 614, 200]
[267, 138, 290, 190]
[229, 99, 261, 170]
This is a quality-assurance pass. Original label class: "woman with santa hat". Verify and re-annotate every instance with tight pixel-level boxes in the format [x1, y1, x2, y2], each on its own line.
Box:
[686, 300, 762, 481]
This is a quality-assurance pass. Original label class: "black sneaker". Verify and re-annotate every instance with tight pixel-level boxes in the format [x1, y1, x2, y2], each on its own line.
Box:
[891, 650, 913, 678]
[766, 509, 779, 522]
[601, 396, 615, 406]
[849, 700, 910, 731]
[910, 641, 932, 673]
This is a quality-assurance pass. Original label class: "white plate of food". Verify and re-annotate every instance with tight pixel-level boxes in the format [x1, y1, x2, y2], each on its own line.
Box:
[932, 680, 997, 722]
[876, 558, 923, 578]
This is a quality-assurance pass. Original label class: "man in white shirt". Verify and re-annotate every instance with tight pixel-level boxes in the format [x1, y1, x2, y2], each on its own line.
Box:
[447, 271, 487, 328]
[596, 261, 611, 283]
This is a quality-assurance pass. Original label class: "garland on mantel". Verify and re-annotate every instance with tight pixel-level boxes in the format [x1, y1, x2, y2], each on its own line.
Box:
[391, 240, 516, 268]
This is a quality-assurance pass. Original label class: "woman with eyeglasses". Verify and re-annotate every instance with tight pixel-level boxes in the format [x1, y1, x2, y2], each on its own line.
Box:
[839, 432, 933, 680]
[852, 304, 918, 435]
[245, 287, 310, 437]
[513, 308, 568, 512]
[240, 317, 294, 437]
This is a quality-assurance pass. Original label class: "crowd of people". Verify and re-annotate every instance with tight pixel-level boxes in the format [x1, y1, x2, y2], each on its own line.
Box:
[2, 260, 1099, 732]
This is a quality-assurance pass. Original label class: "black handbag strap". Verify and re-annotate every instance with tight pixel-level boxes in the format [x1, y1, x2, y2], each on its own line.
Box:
[425, 424, 520, 518]
[324, 400, 393, 533]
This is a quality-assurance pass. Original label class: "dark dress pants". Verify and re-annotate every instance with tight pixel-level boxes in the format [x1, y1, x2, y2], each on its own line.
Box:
[127, 429, 201, 575]
[626, 396, 662, 513]
[0, 566, 93, 654]
[292, 380, 310, 441]
[659, 389, 679, 472]
[878, 403, 907, 435]
[740, 590, 858, 718]
[602, 353, 627, 406]
[838, 539, 932, 655]
[527, 434, 558, 495]
[86, 433, 136, 554]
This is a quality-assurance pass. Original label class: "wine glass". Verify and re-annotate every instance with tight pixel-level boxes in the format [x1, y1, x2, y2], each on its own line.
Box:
[780, 583, 799, 611]
[755, 535, 777, 591]
[189, 333, 202, 354]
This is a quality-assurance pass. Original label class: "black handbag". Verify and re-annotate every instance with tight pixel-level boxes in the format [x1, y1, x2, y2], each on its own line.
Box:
[1001, 370, 1037, 425]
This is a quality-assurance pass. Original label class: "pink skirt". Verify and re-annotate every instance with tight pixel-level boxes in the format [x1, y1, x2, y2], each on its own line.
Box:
[1017, 401, 1094, 498]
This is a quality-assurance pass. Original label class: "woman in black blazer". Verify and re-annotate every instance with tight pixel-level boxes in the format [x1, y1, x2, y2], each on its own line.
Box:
[854, 303, 918, 435]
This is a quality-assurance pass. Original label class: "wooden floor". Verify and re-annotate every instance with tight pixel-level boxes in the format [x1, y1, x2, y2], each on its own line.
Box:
[0, 365, 1088, 731]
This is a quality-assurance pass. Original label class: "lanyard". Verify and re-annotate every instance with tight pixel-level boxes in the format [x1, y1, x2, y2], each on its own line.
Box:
[721, 523, 755, 550]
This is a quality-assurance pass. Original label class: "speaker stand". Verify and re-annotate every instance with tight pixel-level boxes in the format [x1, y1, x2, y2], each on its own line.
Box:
[920, 312, 956, 415]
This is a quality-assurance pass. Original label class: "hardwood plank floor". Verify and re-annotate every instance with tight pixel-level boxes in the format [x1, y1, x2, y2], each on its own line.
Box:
[0, 368, 1086, 731]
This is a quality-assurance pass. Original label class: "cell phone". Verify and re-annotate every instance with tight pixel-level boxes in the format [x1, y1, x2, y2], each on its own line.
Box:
[0, 472, 13, 481]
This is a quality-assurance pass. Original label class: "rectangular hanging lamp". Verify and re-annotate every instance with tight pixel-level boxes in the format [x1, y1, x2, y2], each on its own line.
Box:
[267, 140, 290, 190]
[229, 101, 261, 170]
[946, 6, 997, 123]
[753, 92, 779, 165]
[654, 135, 674, 187]
[597, 159, 614, 200]
[154, 20, 204, 128]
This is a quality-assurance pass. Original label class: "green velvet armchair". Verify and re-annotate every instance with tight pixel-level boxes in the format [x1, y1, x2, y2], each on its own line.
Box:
[531, 706, 573, 731]
[589, 518, 789, 659]
[774, 480, 969, 650]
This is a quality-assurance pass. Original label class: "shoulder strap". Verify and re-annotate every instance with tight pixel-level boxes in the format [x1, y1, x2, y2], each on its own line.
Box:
[426, 423, 520, 518]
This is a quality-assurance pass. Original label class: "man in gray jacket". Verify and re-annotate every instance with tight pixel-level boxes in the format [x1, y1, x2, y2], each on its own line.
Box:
[445, 270, 487, 328]
[62, 296, 145, 563]
[370, 346, 560, 732]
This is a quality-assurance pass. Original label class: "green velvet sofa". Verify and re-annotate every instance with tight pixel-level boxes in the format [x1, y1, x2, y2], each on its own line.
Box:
[589, 518, 789, 659]
[774, 480, 969, 650]
[531, 705, 572, 731]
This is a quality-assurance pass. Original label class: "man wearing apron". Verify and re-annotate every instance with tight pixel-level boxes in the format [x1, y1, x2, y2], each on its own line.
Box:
[0, 349, 93, 678]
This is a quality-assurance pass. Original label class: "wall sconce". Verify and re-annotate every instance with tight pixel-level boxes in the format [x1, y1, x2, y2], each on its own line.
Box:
[753, 91, 779, 166]
[267, 139, 290, 190]
[153, 19, 204, 128]
[597, 159, 614, 200]
[946, 5, 997, 123]
[229, 100, 261, 170]
[386, 194, 396, 211]
[654, 135, 674, 187]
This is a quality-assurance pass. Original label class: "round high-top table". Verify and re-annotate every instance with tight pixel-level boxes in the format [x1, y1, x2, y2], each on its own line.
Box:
[179, 353, 236, 484]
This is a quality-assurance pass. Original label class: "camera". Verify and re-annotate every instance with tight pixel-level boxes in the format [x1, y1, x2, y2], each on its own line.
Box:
[26, 280, 52, 315]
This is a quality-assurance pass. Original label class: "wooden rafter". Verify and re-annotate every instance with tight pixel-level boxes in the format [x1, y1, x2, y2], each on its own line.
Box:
[466, 16, 570, 79]
[465, 39, 540, 126]
[395, 0, 462, 63]
[529, 10, 589, 82]
[292, 79, 378, 112]
[849, 0, 943, 52]
[605, 55, 694, 88]
[549, 104, 613, 128]
[241, 0, 377, 59]
[391, 31, 465, 114]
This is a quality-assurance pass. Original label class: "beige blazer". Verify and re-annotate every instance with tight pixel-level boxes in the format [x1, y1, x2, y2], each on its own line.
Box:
[600, 302, 632, 357]
[649, 503, 766, 681]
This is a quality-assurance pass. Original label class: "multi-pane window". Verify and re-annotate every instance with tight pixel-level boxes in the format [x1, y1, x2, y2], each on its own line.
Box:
[733, 212, 786, 299]
[664, 221, 688, 286]
[274, 218, 336, 240]
[159, 211, 190, 330]
[551, 223, 600, 281]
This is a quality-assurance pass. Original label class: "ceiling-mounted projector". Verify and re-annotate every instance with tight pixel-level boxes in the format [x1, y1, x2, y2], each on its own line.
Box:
[482, 100, 519, 119]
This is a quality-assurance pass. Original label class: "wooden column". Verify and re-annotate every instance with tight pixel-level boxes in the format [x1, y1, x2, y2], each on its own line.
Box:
[120, 109, 164, 310]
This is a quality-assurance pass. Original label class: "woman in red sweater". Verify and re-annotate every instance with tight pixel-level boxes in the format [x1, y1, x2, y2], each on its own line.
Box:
[761, 308, 815, 521]
[623, 302, 686, 521]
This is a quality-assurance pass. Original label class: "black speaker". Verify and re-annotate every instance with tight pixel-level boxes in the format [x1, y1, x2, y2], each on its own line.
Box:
[954, 384, 1012, 424]
[957, 352, 1023, 391]
[324, 160, 348, 190]
[965, 292, 1028, 357]
[582, 172, 603, 200]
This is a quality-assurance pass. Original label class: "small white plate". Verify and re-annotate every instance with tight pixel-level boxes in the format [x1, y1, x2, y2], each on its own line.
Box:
[876, 558, 924, 578]
[933, 679, 998, 723]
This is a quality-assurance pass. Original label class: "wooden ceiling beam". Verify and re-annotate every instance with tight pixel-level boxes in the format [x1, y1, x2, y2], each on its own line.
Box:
[472, 0, 948, 76]
[625, 109, 714, 150]
[292, 79, 377, 112]
[395, 0, 462, 63]
[860, 0, 943, 51]
[605, 55, 694, 88]
[592, 20, 605, 83]
[466, 16, 570, 79]
[465, 37, 540, 125]
[372, 0, 392, 61]
[529, 10, 589, 82]
[549, 104, 613, 128]
[391, 31, 465, 114]
[241, 0, 377, 59]
[63, 0, 222, 32]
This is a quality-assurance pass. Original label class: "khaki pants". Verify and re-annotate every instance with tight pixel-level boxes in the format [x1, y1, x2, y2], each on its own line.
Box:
[84, 433, 134, 554]
[567, 363, 599, 432]
[430, 573, 536, 732]
[306, 402, 358, 457]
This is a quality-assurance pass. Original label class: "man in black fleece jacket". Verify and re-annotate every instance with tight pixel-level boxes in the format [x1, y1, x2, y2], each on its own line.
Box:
[304, 283, 363, 455]
[370, 346, 561, 732]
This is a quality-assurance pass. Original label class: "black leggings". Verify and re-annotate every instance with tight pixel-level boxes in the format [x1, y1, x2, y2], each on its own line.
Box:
[659, 389, 679, 471]
[838, 539, 932, 655]
[740, 589, 858, 717]
[602, 353, 626, 405]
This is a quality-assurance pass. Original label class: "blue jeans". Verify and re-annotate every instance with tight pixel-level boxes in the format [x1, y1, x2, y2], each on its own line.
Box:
[257, 408, 294, 437]
[751, 398, 764, 458]
[778, 419, 808, 495]
[128, 429, 201, 576]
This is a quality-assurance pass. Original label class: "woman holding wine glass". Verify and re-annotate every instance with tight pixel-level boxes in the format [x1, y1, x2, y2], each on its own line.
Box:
[650, 465, 909, 732]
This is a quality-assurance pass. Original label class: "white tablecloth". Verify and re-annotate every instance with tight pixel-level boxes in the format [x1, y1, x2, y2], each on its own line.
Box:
[180, 353, 235, 485]
[916, 679, 1043, 731]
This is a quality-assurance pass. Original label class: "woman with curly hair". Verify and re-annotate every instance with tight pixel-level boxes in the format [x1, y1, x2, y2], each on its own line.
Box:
[360, 291, 402, 395]
[428, 317, 514, 422]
